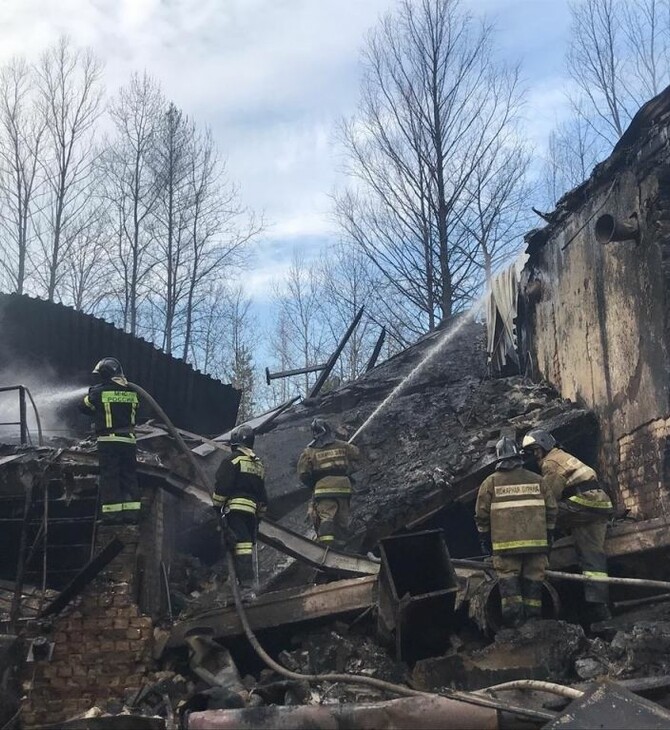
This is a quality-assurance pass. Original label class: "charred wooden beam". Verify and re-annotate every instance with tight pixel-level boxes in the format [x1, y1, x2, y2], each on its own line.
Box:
[38, 538, 124, 618]
[163, 575, 377, 650]
[550, 516, 670, 570]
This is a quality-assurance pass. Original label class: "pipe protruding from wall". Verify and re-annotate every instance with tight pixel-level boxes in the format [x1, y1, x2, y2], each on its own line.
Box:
[594, 213, 639, 244]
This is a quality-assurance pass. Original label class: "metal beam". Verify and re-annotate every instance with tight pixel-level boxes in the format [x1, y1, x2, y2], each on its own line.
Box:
[163, 575, 377, 649]
[258, 519, 380, 577]
[265, 363, 327, 385]
[365, 327, 386, 372]
[307, 307, 364, 399]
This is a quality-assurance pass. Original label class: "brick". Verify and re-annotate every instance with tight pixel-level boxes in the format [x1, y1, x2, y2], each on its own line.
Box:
[126, 628, 142, 641]
[112, 617, 130, 629]
[58, 666, 73, 678]
[114, 641, 131, 652]
[100, 641, 116, 653]
[108, 628, 131, 641]
[130, 617, 152, 629]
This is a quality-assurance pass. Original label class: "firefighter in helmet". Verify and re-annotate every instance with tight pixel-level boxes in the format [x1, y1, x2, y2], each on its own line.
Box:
[79, 358, 140, 524]
[297, 418, 361, 548]
[475, 436, 557, 628]
[212, 425, 267, 599]
[522, 428, 614, 624]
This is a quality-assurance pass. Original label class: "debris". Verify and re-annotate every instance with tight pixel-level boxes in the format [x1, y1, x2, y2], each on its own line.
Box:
[376, 529, 458, 661]
[185, 695, 499, 730]
[412, 620, 585, 691]
[185, 636, 247, 708]
[164, 576, 377, 650]
[545, 680, 670, 729]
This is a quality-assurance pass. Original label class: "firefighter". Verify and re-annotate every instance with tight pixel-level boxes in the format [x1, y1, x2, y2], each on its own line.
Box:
[521, 429, 614, 623]
[297, 418, 361, 549]
[475, 437, 557, 628]
[212, 425, 267, 599]
[80, 357, 140, 524]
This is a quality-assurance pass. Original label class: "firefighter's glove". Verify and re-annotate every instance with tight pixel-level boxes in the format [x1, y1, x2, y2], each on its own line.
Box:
[479, 533, 493, 557]
[547, 529, 555, 549]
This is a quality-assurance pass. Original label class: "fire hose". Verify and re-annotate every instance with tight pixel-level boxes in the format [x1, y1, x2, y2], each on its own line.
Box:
[128, 382, 565, 722]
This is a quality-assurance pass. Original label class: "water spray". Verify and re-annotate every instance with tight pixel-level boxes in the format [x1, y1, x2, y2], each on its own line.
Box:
[349, 303, 484, 445]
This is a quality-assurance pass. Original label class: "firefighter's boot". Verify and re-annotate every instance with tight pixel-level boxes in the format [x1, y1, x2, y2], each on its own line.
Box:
[498, 577, 524, 628]
[522, 578, 543, 620]
[235, 553, 256, 602]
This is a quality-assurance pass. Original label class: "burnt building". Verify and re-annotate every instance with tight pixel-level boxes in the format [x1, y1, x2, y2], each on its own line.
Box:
[520, 86, 670, 521]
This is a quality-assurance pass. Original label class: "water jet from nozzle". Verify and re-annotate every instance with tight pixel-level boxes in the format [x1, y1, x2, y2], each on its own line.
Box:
[348, 301, 484, 445]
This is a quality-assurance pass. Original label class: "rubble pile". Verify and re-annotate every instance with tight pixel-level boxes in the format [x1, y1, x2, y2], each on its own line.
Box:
[252, 320, 596, 579]
[4, 315, 670, 728]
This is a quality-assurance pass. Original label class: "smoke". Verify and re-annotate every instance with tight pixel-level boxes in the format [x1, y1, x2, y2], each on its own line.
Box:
[0, 362, 89, 443]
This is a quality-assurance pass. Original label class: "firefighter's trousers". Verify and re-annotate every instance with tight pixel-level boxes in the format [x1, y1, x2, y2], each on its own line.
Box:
[312, 497, 350, 548]
[493, 552, 548, 626]
[226, 509, 257, 588]
[98, 442, 140, 524]
[558, 503, 609, 605]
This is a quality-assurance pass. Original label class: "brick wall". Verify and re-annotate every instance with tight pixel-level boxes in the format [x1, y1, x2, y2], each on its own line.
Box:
[618, 418, 670, 519]
[20, 526, 154, 728]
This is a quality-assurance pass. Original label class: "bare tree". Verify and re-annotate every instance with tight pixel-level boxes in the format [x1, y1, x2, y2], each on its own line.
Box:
[271, 251, 326, 396]
[336, 0, 525, 335]
[457, 139, 533, 283]
[622, 0, 670, 99]
[61, 201, 112, 312]
[150, 102, 193, 354]
[543, 109, 603, 206]
[0, 59, 45, 295]
[224, 286, 260, 422]
[104, 72, 164, 333]
[181, 129, 261, 361]
[319, 241, 380, 380]
[33, 37, 103, 301]
[566, 0, 670, 148]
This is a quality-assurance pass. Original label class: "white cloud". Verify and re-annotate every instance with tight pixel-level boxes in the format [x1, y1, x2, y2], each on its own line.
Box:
[0, 0, 576, 304]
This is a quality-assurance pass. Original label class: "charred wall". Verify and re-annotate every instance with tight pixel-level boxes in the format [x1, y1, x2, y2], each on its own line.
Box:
[0, 293, 240, 434]
[522, 87, 670, 518]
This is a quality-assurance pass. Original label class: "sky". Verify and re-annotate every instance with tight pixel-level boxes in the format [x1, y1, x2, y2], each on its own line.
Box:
[0, 0, 575, 300]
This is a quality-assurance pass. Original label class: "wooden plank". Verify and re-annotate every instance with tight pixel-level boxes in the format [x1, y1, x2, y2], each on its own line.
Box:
[550, 517, 670, 570]
[164, 575, 377, 649]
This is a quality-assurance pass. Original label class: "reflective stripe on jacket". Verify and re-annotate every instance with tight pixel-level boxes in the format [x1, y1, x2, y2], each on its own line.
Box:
[297, 439, 361, 499]
[81, 382, 138, 444]
[475, 466, 557, 555]
[213, 446, 268, 512]
[541, 448, 613, 513]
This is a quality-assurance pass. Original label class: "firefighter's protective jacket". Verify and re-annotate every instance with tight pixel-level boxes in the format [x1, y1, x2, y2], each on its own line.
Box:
[540, 448, 613, 514]
[475, 466, 557, 555]
[212, 446, 268, 515]
[297, 439, 361, 499]
[80, 378, 138, 445]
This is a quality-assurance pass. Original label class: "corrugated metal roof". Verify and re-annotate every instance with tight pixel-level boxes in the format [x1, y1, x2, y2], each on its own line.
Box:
[0, 293, 240, 435]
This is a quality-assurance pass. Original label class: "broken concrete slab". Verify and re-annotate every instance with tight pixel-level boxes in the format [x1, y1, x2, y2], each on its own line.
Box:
[186, 695, 499, 730]
[544, 680, 670, 729]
